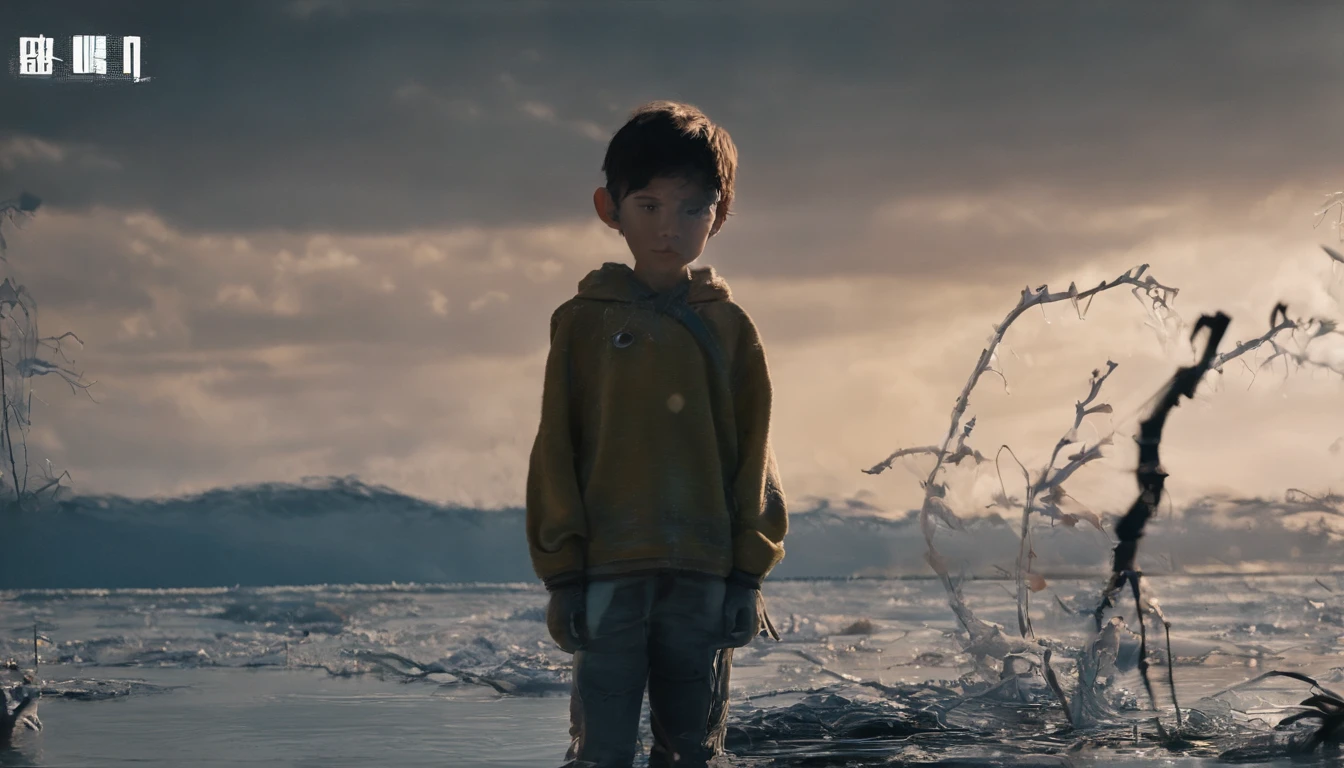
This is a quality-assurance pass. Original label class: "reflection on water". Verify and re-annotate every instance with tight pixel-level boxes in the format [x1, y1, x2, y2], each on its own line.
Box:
[3, 575, 1344, 766]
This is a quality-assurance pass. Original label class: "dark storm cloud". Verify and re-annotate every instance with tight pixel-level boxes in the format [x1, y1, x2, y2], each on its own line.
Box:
[5, 1, 1344, 246]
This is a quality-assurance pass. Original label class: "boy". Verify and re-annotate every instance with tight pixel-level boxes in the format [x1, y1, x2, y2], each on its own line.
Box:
[526, 100, 788, 768]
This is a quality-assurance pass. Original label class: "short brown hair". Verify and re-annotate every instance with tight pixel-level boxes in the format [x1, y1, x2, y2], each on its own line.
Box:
[601, 100, 738, 219]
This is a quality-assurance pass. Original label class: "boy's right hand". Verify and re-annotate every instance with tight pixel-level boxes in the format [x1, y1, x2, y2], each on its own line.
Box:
[721, 569, 764, 648]
[543, 573, 586, 653]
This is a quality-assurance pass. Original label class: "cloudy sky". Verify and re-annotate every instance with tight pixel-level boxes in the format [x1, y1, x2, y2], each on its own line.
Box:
[2, 1, 1343, 521]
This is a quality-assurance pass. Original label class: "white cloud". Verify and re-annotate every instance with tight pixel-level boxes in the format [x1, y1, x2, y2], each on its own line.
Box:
[124, 212, 173, 242]
[524, 258, 564, 282]
[271, 288, 303, 316]
[871, 190, 1196, 237]
[276, 244, 361, 274]
[215, 284, 264, 308]
[518, 100, 555, 121]
[512, 94, 608, 143]
[411, 242, 445, 266]
[573, 120, 608, 142]
[468, 290, 509, 312]
[117, 312, 157, 341]
[391, 81, 483, 121]
[0, 134, 121, 172]
[0, 135, 65, 169]
[428, 288, 450, 316]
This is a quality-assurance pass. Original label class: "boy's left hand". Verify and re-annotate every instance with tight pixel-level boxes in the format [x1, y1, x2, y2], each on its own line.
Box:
[722, 570, 763, 647]
[543, 573, 587, 654]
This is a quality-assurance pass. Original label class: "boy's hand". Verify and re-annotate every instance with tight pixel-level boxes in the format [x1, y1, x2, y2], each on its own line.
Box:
[543, 572, 586, 653]
[722, 569, 763, 648]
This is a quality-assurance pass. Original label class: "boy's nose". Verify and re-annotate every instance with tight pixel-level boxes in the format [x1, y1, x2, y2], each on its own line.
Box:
[658, 210, 682, 234]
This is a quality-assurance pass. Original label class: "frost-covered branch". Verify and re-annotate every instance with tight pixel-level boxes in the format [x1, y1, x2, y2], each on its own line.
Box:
[1211, 303, 1296, 372]
[1314, 192, 1344, 245]
[0, 193, 41, 255]
[1003, 361, 1118, 640]
[862, 437, 988, 476]
[0, 190, 96, 511]
[1255, 321, 1344, 382]
[864, 264, 1178, 658]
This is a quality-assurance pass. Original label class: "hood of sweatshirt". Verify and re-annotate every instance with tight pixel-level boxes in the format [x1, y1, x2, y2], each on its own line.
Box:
[575, 261, 733, 304]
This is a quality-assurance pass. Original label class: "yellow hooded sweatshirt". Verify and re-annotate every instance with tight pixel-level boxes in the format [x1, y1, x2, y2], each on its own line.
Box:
[526, 261, 787, 584]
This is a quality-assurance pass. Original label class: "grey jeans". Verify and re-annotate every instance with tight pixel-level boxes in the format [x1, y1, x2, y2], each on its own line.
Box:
[560, 571, 734, 768]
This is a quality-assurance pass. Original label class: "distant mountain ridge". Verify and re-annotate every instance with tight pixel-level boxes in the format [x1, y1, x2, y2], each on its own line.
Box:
[1, 475, 1335, 589]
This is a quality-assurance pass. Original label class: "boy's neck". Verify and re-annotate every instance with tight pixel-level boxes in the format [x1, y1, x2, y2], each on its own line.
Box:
[632, 263, 692, 295]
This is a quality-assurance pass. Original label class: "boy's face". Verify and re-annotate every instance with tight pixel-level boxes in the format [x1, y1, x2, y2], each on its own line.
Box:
[593, 174, 728, 285]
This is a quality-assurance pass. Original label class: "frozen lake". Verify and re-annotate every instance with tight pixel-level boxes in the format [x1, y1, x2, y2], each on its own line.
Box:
[4, 575, 1344, 766]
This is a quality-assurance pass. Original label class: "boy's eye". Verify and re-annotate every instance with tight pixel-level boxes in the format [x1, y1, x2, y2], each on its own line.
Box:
[637, 204, 709, 215]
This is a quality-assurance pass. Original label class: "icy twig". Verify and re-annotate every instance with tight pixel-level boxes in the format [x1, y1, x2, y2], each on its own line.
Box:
[1007, 361, 1119, 639]
[1313, 193, 1344, 245]
[1211, 304, 1296, 373]
[0, 683, 41, 745]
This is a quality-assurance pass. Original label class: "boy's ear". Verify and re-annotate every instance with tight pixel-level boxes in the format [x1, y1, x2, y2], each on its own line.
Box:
[709, 205, 729, 237]
[593, 186, 621, 231]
